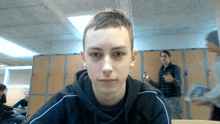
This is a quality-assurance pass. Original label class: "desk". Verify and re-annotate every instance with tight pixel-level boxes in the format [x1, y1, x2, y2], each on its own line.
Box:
[172, 120, 220, 124]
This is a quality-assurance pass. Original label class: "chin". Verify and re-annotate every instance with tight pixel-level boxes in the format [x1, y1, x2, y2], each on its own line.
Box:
[99, 88, 119, 95]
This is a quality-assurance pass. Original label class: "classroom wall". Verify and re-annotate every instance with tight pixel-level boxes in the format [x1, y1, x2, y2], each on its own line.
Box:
[1, 69, 32, 104]
[28, 49, 216, 120]
[9, 69, 32, 85]
[0, 74, 4, 84]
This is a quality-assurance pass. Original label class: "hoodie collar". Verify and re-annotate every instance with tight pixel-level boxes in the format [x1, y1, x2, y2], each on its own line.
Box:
[72, 70, 141, 123]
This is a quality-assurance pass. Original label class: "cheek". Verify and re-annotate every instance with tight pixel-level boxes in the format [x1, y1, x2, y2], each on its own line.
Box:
[115, 58, 131, 75]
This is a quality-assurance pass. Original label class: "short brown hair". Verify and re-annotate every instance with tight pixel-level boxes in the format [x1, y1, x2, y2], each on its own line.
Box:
[82, 9, 134, 51]
[160, 50, 171, 57]
[0, 84, 6, 91]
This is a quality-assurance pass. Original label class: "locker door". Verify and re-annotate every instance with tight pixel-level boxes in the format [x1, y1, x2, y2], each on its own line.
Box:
[129, 52, 141, 80]
[206, 50, 217, 88]
[28, 96, 45, 120]
[143, 51, 161, 91]
[48, 55, 66, 94]
[185, 50, 210, 120]
[66, 55, 82, 85]
[31, 56, 49, 94]
[28, 56, 49, 120]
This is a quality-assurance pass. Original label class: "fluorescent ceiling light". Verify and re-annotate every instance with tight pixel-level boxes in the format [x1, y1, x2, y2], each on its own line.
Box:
[68, 15, 93, 35]
[0, 38, 37, 57]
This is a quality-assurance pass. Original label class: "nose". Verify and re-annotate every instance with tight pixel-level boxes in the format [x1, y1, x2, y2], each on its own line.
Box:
[102, 55, 113, 76]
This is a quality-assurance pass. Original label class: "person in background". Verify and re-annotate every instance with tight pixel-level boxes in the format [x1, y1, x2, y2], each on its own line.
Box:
[192, 30, 220, 121]
[0, 84, 25, 124]
[144, 50, 183, 119]
[12, 91, 29, 117]
[26, 9, 171, 124]
[0, 88, 6, 104]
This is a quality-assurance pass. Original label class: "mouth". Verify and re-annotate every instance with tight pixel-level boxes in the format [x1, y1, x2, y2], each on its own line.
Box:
[99, 78, 117, 82]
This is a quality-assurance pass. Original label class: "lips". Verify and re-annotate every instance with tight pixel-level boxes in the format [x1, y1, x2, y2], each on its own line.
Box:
[99, 78, 117, 82]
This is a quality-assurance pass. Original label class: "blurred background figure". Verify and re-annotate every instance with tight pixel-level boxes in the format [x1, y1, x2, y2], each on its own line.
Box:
[144, 50, 183, 119]
[0, 84, 25, 124]
[192, 30, 220, 121]
[12, 91, 29, 117]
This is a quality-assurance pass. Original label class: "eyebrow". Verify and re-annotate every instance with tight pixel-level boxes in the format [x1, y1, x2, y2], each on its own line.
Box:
[87, 46, 127, 51]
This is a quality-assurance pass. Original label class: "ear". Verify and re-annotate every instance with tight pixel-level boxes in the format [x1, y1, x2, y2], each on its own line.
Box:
[80, 50, 87, 69]
[130, 49, 138, 68]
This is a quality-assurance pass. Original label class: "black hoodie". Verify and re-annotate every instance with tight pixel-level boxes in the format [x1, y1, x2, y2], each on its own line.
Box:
[27, 69, 171, 124]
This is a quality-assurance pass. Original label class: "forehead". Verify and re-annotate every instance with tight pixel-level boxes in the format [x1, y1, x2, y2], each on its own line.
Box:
[161, 52, 168, 56]
[84, 27, 130, 51]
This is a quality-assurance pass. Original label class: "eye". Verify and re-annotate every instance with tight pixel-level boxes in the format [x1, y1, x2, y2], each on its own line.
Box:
[90, 52, 102, 58]
[113, 52, 124, 57]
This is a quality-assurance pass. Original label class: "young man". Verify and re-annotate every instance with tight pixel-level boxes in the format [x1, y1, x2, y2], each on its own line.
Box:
[0, 84, 25, 124]
[145, 50, 183, 119]
[26, 9, 171, 124]
[192, 30, 220, 121]
[13, 91, 29, 117]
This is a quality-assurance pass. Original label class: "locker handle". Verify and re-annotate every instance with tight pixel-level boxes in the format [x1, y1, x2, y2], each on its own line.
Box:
[207, 70, 211, 74]
[184, 71, 188, 76]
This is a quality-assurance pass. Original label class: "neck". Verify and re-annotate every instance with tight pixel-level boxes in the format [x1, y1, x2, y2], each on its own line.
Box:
[164, 62, 170, 67]
[92, 82, 126, 109]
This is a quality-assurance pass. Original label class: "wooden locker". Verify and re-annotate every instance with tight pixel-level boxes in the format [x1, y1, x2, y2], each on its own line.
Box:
[31, 56, 49, 94]
[206, 50, 217, 88]
[48, 55, 66, 94]
[185, 50, 210, 120]
[143, 51, 161, 91]
[28, 95, 45, 120]
[129, 52, 141, 80]
[47, 95, 52, 101]
[66, 55, 82, 85]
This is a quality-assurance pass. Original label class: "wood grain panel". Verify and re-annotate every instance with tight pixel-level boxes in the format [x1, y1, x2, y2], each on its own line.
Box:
[206, 50, 217, 88]
[28, 95, 45, 120]
[129, 52, 141, 80]
[66, 55, 82, 85]
[185, 50, 210, 120]
[143, 51, 161, 91]
[48, 55, 65, 94]
[31, 56, 49, 94]
[47, 95, 53, 101]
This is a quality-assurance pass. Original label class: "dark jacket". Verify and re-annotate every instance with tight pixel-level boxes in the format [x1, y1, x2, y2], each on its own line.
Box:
[0, 94, 14, 119]
[0, 94, 6, 104]
[27, 69, 171, 124]
[149, 62, 182, 97]
[12, 98, 28, 108]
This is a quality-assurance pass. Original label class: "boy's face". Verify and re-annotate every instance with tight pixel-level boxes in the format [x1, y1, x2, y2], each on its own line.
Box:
[24, 92, 29, 100]
[161, 52, 170, 65]
[81, 27, 137, 95]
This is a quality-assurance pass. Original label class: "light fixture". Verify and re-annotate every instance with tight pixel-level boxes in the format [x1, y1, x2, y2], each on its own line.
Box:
[68, 15, 93, 35]
[0, 38, 37, 57]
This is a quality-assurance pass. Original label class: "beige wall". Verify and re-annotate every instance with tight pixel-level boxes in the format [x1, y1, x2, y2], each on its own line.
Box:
[9, 69, 32, 85]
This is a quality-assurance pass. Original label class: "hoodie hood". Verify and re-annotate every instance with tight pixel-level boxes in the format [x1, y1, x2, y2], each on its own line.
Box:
[71, 69, 142, 123]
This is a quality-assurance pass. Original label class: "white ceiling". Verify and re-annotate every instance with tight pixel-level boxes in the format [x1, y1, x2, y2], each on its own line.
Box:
[0, 0, 217, 66]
